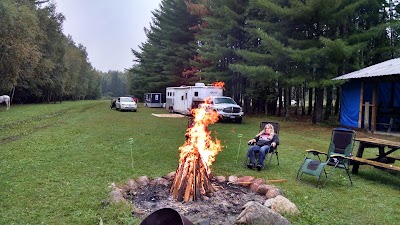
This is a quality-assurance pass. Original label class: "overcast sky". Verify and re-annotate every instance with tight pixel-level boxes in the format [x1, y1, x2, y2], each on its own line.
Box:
[54, 0, 162, 72]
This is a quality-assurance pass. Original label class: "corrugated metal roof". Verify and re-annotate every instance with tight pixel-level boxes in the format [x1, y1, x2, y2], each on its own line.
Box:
[333, 58, 400, 80]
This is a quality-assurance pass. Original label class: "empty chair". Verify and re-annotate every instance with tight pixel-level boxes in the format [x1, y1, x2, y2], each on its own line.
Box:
[296, 127, 356, 187]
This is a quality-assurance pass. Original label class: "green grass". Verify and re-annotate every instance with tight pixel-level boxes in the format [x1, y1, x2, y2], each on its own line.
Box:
[0, 100, 399, 224]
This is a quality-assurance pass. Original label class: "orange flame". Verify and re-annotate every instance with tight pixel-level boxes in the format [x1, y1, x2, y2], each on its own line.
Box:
[179, 99, 222, 175]
[212, 81, 225, 90]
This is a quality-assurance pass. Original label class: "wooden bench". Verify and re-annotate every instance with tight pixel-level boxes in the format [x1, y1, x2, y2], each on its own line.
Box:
[351, 157, 400, 172]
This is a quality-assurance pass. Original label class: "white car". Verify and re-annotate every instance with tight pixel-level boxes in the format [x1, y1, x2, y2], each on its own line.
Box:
[115, 97, 137, 112]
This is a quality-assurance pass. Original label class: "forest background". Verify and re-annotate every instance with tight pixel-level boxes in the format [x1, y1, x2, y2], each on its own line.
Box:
[1, 0, 400, 123]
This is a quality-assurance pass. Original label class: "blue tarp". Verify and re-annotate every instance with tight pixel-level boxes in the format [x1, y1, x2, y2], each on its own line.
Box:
[340, 80, 361, 128]
[340, 79, 400, 129]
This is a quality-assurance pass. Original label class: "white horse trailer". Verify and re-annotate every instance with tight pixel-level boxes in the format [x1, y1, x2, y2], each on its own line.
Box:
[166, 83, 223, 115]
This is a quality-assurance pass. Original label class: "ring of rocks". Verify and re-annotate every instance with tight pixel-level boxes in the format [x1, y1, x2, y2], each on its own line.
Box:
[108, 172, 299, 224]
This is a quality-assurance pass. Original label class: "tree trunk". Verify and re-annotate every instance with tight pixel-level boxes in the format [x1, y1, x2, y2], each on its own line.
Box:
[244, 96, 250, 114]
[313, 87, 324, 124]
[258, 96, 265, 114]
[284, 87, 290, 120]
[308, 88, 313, 116]
[324, 87, 333, 120]
[301, 82, 306, 116]
[334, 86, 340, 115]
[294, 87, 299, 115]
[278, 87, 283, 117]
[243, 79, 251, 114]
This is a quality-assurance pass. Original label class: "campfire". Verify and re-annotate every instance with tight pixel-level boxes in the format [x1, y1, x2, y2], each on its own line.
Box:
[170, 98, 222, 202]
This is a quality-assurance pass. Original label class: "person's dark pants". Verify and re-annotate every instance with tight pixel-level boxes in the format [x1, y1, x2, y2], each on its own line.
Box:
[247, 145, 271, 166]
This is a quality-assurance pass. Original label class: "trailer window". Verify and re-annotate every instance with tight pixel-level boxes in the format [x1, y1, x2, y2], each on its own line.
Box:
[194, 91, 198, 97]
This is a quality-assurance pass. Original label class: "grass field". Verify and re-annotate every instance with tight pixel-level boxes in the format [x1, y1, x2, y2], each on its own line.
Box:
[0, 100, 399, 225]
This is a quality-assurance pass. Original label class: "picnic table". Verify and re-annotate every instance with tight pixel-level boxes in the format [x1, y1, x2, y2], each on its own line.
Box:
[351, 137, 400, 174]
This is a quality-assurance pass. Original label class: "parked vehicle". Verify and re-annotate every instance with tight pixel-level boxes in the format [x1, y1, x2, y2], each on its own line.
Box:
[166, 83, 223, 115]
[198, 96, 244, 123]
[144, 93, 165, 108]
[115, 97, 137, 112]
[125, 95, 138, 103]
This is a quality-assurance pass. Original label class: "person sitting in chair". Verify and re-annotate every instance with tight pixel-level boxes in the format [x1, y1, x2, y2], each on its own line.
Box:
[247, 123, 279, 171]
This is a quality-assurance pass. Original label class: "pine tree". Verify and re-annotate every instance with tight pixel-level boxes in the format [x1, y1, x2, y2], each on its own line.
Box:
[230, 0, 397, 120]
[195, 0, 248, 102]
[130, 0, 200, 97]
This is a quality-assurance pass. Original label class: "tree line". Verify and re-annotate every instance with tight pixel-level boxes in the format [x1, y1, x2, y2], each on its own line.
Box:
[0, 0, 102, 103]
[1, 0, 133, 103]
[130, 0, 400, 123]
[2, 0, 399, 123]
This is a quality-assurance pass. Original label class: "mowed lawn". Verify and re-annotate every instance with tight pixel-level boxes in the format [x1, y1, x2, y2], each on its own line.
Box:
[0, 100, 399, 225]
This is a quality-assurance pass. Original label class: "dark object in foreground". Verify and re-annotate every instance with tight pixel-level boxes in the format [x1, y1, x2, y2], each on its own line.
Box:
[140, 208, 194, 225]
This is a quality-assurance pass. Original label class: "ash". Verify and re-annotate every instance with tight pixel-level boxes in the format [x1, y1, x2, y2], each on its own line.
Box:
[126, 180, 265, 224]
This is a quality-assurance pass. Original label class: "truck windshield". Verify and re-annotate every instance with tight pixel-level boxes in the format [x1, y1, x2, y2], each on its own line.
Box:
[214, 97, 236, 104]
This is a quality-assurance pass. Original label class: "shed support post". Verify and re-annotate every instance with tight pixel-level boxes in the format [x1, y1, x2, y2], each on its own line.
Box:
[371, 84, 377, 132]
[358, 81, 364, 128]
[364, 102, 370, 131]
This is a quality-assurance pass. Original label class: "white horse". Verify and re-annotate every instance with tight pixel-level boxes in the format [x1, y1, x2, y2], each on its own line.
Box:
[0, 95, 10, 110]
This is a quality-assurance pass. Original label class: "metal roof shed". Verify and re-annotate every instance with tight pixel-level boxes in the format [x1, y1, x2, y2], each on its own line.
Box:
[333, 58, 400, 134]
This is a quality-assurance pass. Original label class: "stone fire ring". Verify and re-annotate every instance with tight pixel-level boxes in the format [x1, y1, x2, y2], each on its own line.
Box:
[108, 172, 299, 225]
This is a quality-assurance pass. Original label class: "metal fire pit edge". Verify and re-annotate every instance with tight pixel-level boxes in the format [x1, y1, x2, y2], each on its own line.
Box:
[139, 208, 195, 225]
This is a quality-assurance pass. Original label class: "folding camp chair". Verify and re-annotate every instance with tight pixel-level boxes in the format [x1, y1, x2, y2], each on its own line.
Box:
[296, 127, 356, 187]
[243, 121, 280, 169]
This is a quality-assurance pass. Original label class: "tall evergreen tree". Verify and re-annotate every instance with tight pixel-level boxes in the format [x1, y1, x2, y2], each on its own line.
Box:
[229, 0, 289, 115]
[130, 0, 200, 98]
[195, 0, 248, 103]
[230, 0, 398, 120]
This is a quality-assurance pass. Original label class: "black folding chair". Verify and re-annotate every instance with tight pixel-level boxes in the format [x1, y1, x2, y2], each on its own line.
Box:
[243, 121, 280, 169]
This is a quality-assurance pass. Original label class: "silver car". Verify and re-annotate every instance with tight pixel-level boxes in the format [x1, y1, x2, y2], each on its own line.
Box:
[115, 97, 137, 112]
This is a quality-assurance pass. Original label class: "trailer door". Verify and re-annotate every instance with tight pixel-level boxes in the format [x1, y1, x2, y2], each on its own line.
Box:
[184, 91, 188, 114]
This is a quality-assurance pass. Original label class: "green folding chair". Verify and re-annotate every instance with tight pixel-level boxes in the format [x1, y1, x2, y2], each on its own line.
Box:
[296, 127, 356, 187]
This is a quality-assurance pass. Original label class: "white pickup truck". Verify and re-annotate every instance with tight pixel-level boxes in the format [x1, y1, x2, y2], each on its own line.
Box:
[199, 96, 244, 123]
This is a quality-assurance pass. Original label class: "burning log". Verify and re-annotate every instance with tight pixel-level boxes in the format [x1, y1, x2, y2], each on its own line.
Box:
[170, 98, 222, 202]
[171, 156, 214, 201]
